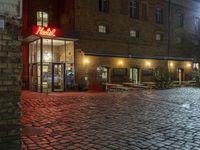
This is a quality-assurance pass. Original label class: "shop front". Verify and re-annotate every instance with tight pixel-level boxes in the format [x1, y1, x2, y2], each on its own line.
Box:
[23, 26, 76, 93]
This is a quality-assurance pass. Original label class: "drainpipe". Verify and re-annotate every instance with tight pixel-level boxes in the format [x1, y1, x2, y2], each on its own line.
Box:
[167, 0, 171, 58]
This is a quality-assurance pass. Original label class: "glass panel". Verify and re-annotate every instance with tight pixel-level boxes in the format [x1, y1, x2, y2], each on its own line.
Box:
[37, 64, 41, 92]
[37, 40, 41, 63]
[29, 43, 32, 64]
[53, 64, 64, 91]
[42, 63, 52, 92]
[66, 63, 75, 90]
[37, 11, 42, 26]
[43, 12, 48, 27]
[97, 66, 108, 83]
[43, 39, 52, 62]
[130, 68, 139, 84]
[130, 68, 133, 81]
[53, 40, 65, 63]
[66, 41, 74, 63]
[133, 68, 138, 84]
[29, 41, 37, 63]
[31, 64, 38, 92]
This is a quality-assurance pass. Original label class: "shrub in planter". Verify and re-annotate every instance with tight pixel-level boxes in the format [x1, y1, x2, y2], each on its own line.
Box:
[192, 69, 200, 87]
[153, 66, 173, 89]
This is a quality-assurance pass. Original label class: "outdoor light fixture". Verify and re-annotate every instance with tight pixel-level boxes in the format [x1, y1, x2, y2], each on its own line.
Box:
[170, 62, 174, 67]
[84, 59, 89, 64]
[187, 63, 192, 68]
[119, 60, 124, 65]
[146, 61, 151, 67]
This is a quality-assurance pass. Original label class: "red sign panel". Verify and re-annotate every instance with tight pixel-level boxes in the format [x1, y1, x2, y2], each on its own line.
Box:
[32, 26, 60, 37]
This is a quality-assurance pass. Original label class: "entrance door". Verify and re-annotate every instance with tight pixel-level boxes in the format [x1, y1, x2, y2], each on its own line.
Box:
[32, 64, 38, 92]
[53, 63, 65, 92]
[178, 68, 184, 84]
[130, 68, 139, 84]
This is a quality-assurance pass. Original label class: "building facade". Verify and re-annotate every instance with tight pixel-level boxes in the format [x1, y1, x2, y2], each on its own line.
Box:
[22, 0, 200, 92]
[0, 0, 22, 149]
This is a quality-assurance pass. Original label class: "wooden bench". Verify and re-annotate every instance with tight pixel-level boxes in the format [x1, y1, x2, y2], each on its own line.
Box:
[104, 83, 133, 92]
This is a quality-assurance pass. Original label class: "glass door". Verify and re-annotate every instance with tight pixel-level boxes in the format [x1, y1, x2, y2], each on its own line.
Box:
[53, 63, 65, 92]
[130, 68, 139, 84]
[32, 64, 38, 92]
[178, 68, 184, 84]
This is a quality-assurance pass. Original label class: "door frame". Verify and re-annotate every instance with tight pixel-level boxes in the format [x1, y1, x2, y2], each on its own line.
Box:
[31, 63, 38, 92]
[178, 68, 184, 83]
[130, 67, 140, 84]
[52, 63, 66, 92]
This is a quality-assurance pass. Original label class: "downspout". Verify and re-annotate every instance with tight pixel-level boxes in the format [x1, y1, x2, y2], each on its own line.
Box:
[167, 0, 171, 74]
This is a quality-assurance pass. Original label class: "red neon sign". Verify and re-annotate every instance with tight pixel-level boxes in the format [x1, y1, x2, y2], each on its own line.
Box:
[34, 26, 57, 37]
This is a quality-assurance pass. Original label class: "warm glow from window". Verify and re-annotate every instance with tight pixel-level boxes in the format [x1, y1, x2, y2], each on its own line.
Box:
[43, 52, 52, 62]
[170, 62, 174, 67]
[98, 25, 107, 33]
[37, 11, 48, 27]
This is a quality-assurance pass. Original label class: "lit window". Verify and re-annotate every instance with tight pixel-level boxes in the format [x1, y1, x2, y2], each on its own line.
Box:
[98, 25, 107, 33]
[130, 30, 139, 38]
[155, 7, 163, 24]
[37, 11, 48, 27]
[99, 0, 109, 12]
[97, 66, 109, 82]
[193, 63, 199, 70]
[155, 33, 163, 41]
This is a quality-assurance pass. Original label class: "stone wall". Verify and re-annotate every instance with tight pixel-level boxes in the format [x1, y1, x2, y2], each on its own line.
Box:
[0, 17, 21, 149]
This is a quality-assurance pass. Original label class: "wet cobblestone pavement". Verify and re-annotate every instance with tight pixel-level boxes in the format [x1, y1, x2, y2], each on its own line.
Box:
[22, 88, 200, 150]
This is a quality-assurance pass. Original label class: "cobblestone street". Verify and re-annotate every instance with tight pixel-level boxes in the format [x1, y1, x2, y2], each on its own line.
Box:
[22, 88, 200, 150]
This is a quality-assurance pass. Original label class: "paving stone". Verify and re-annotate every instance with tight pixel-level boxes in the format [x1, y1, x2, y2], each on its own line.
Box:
[22, 88, 200, 149]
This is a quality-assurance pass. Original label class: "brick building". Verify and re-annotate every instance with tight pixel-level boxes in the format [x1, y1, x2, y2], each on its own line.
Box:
[0, 0, 22, 149]
[22, 0, 200, 92]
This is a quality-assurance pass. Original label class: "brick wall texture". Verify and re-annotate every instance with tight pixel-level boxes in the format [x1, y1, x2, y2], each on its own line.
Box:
[0, 18, 21, 150]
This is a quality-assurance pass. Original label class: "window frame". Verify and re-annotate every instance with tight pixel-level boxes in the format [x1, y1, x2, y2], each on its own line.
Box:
[99, 0, 109, 12]
[98, 24, 108, 34]
[177, 12, 184, 28]
[155, 7, 163, 24]
[37, 11, 48, 27]
[130, 0, 139, 19]
[155, 33, 163, 41]
[130, 30, 139, 38]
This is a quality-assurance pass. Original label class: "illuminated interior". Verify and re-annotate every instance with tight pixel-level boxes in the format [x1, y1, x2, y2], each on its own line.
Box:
[29, 38, 74, 92]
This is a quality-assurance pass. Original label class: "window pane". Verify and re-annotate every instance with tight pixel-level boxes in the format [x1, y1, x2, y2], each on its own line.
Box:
[37, 11, 42, 26]
[43, 12, 48, 27]
[98, 25, 106, 33]
[130, 30, 137, 37]
[53, 40, 65, 63]
[43, 39, 52, 62]
[66, 41, 74, 63]
[29, 41, 37, 63]
[99, 0, 109, 12]
[156, 34, 161, 41]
